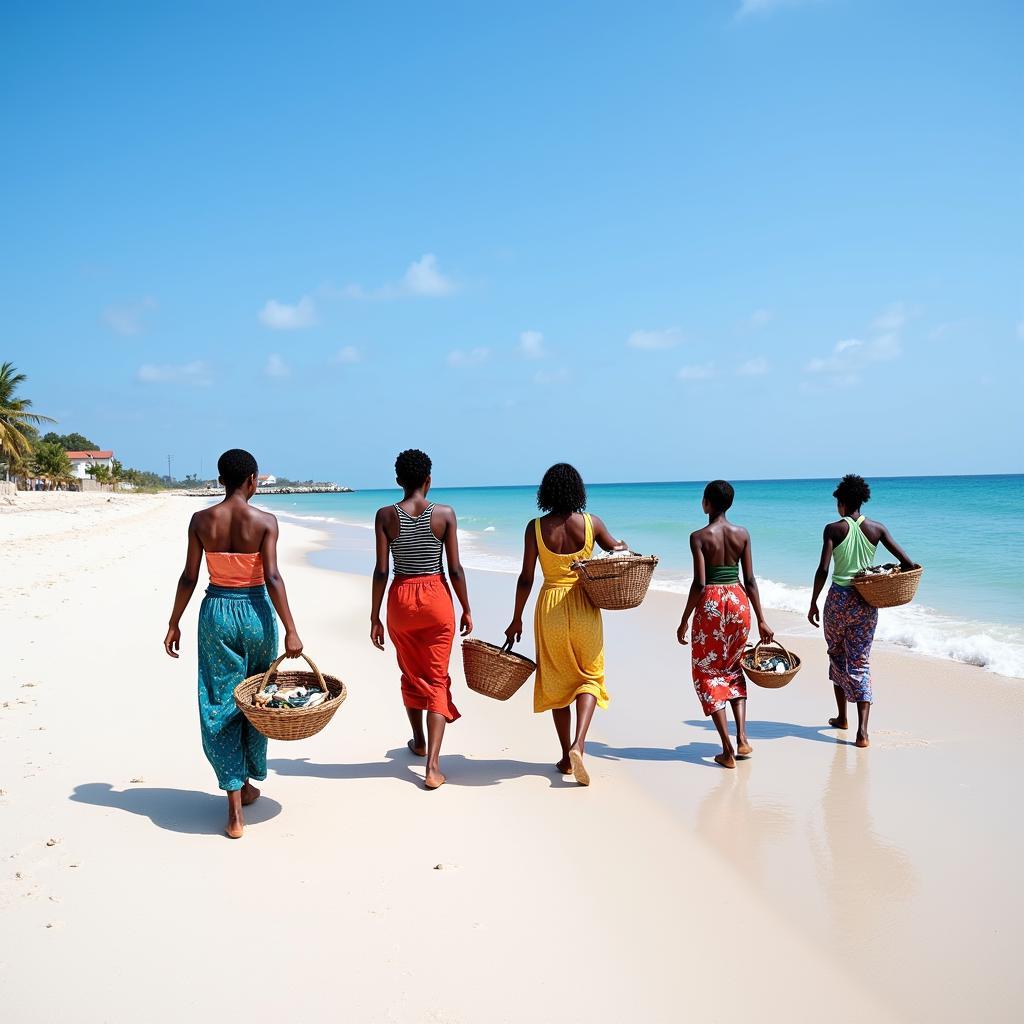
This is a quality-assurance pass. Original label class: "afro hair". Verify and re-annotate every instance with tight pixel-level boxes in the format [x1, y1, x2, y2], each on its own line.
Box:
[395, 449, 432, 490]
[703, 479, 735, 514]
[217, 448, 258, 490]
[833, 473, 871, 509]
[537, 463, 587, 514]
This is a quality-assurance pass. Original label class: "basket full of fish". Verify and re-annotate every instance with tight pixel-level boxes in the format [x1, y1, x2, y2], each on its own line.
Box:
[572, 549, 659, 610]
[852, 563, 924, 609]
[740, 640, 802, 689]
[234, 652, 347, 741]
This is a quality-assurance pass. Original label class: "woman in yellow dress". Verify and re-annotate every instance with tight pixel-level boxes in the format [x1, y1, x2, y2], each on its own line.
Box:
[503, 463, 626, 785]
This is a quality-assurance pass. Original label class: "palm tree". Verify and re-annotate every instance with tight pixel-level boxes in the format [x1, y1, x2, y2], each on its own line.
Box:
[33, 441, 74, 490]
[0, 362, 55, 477]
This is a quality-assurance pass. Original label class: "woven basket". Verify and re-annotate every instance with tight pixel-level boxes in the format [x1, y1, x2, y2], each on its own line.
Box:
[852, 565, 923, 608]
[462, 639, 536, 701]
[572, 554, 659, 610]
[741, 640, 802, 689]
[234, 653, 347, 741]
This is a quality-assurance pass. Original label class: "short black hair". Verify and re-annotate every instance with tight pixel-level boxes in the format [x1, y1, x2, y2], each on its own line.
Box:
[395, 449, 432, 490]
[704, 479, 734, 514]
[834, 473, 871, 509]
[537, 463, 587, 514]
[218, 449, 258, 490]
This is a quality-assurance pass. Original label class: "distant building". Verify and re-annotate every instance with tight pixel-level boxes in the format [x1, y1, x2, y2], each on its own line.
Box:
[257, 474, 277, 487]
[67, 450, 114, 481]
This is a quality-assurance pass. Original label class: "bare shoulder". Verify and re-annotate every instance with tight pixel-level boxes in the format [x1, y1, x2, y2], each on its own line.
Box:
[431, 502, 455, 519]
[253, 506, 278, 530]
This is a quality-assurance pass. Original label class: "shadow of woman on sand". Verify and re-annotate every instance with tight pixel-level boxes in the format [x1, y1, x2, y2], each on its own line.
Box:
[69, 783, 282, 835]
[269, 746, 575, 788]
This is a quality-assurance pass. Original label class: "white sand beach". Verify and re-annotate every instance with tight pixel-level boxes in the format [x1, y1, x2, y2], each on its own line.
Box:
[2, 493, 1021, 1022]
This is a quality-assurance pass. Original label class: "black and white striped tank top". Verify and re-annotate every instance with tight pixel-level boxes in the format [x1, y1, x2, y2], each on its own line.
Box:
[390, 503, 444, 576]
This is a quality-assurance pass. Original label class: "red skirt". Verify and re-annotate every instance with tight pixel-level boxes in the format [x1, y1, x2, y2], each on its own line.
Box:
[386, 574, 460, 723]
[691, 583, 751, 716]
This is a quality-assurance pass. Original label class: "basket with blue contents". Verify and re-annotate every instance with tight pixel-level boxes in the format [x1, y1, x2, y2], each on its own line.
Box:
[740, 640, 801, 689]
[234, 652, 347, 741]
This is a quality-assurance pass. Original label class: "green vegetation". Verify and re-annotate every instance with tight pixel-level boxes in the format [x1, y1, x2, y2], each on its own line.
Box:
[42, 431, 100, 450]
[0, 362, 56, 477]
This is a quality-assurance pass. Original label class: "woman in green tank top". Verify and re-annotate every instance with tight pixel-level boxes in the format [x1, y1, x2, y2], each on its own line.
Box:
[808, 475, 915, 748]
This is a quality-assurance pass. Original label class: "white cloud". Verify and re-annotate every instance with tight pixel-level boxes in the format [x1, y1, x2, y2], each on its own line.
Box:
[137, 360, 211, 386]
[102, 297, 156, 336]
[627, 327, 683, 350]
[534, 368, 568, 386]
[265, 353, 289, 378]
[737, 357, 769, 376]
[402, 253, 455, 296]
[331, 345, 361, 364]
[259, 295, 317, 330]
[748, 308, 773, 328]
[805, 311, 904, 387]
[447, 347, 490, 368]
[737, 0, 817, 19]
[519, 330, 545, 359]
[678, 363, 716, 381]
[340, 253, 457, 301]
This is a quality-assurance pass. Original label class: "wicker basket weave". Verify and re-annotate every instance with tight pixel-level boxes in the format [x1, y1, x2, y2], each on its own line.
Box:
[462, 639, 536, 701]
[741, 640, 802, 689]
[234, 652, 347, 741]
[852, 565, 923, 608]
[572, 554, 659, 610]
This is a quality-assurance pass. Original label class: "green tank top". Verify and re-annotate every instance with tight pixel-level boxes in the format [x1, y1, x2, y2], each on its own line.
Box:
[832, 516, 878, 587]
[706, 564, 740, 584]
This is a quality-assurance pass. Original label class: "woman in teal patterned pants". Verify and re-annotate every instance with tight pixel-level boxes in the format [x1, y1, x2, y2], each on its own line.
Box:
[165, 449, 304, 838]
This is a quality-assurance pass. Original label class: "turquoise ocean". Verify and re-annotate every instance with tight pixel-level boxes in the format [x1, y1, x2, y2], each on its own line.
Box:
[258, 475, 1024, 679]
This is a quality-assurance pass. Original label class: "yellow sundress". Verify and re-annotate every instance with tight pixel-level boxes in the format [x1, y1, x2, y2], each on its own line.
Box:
[533, 513, 609, 713]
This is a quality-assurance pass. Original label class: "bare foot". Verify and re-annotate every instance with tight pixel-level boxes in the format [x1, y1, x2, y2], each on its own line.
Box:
[828, 717, 849, 729]
[855, 732, 870, 748]
[714, 752, 737, 769]
[424, 770, 446, 790]
[569, 749, 590, 786]
[736, 741, 753, 758]
[408, 738, 426, 757]
[225, 818, 244, 839]
[555, 755, 572, 774]
[240, 782, 261, 806]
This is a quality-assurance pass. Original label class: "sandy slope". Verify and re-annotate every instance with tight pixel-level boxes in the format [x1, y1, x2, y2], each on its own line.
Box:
[1, 493, 1019, 1022]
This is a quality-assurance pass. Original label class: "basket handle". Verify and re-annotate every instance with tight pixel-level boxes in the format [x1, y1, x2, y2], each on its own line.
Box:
[259, 652, 328, 693]
[747, 638, 794, 666]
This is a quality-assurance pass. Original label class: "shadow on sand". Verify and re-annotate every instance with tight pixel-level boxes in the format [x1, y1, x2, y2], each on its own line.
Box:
[269, 746, 575, 789]
[684, 719, 853, 746]
[586, 740, 726, 769]
[69, 783, 283, 835]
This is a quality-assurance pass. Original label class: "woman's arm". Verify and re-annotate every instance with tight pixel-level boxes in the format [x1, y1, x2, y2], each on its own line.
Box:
[503, 521, 539, 649]
[261, 516, 303, 657]
[677, 533, 705, 645]
[808, 526, 834, 627]
[740, 530, 774, 642]
[440, 506, 473, 637]
[590, 514, 627, 553]
[879, 523, 915, 569]
[163, 514, 204, 657]
[370, 507, 390, 650]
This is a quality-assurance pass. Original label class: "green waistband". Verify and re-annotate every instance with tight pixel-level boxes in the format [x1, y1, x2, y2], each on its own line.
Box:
[706, 564, 739, 584]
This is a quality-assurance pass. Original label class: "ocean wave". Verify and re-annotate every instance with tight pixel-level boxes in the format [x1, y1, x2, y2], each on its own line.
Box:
[653, 575, 1024, 679]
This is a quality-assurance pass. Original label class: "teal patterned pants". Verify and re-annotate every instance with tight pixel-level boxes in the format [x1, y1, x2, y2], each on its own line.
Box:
[198, 585, 278, 791]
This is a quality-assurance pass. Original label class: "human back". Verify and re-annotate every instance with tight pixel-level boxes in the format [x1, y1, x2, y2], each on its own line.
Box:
[193, 499, 272, 555]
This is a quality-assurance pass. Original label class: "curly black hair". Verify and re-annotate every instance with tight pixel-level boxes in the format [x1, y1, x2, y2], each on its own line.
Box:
[537, 463, 587, 514]
[395, 449, 432, 490]
[833, 473, 871, 509]
[703, 479, 735, 514]
[217, 448, 258, 490]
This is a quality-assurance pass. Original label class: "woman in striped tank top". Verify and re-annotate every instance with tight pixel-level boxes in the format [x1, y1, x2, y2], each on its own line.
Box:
[370, 449, 473, 789]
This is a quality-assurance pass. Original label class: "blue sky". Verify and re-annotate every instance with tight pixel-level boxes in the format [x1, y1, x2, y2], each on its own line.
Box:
[3, 0, 1021, 487]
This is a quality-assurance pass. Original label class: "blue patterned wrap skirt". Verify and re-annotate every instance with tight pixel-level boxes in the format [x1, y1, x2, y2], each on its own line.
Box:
[197, 584, 278, 791]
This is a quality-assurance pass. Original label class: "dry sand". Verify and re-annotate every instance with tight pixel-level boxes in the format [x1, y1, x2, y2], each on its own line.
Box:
[1, 492, 1020, 1022]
